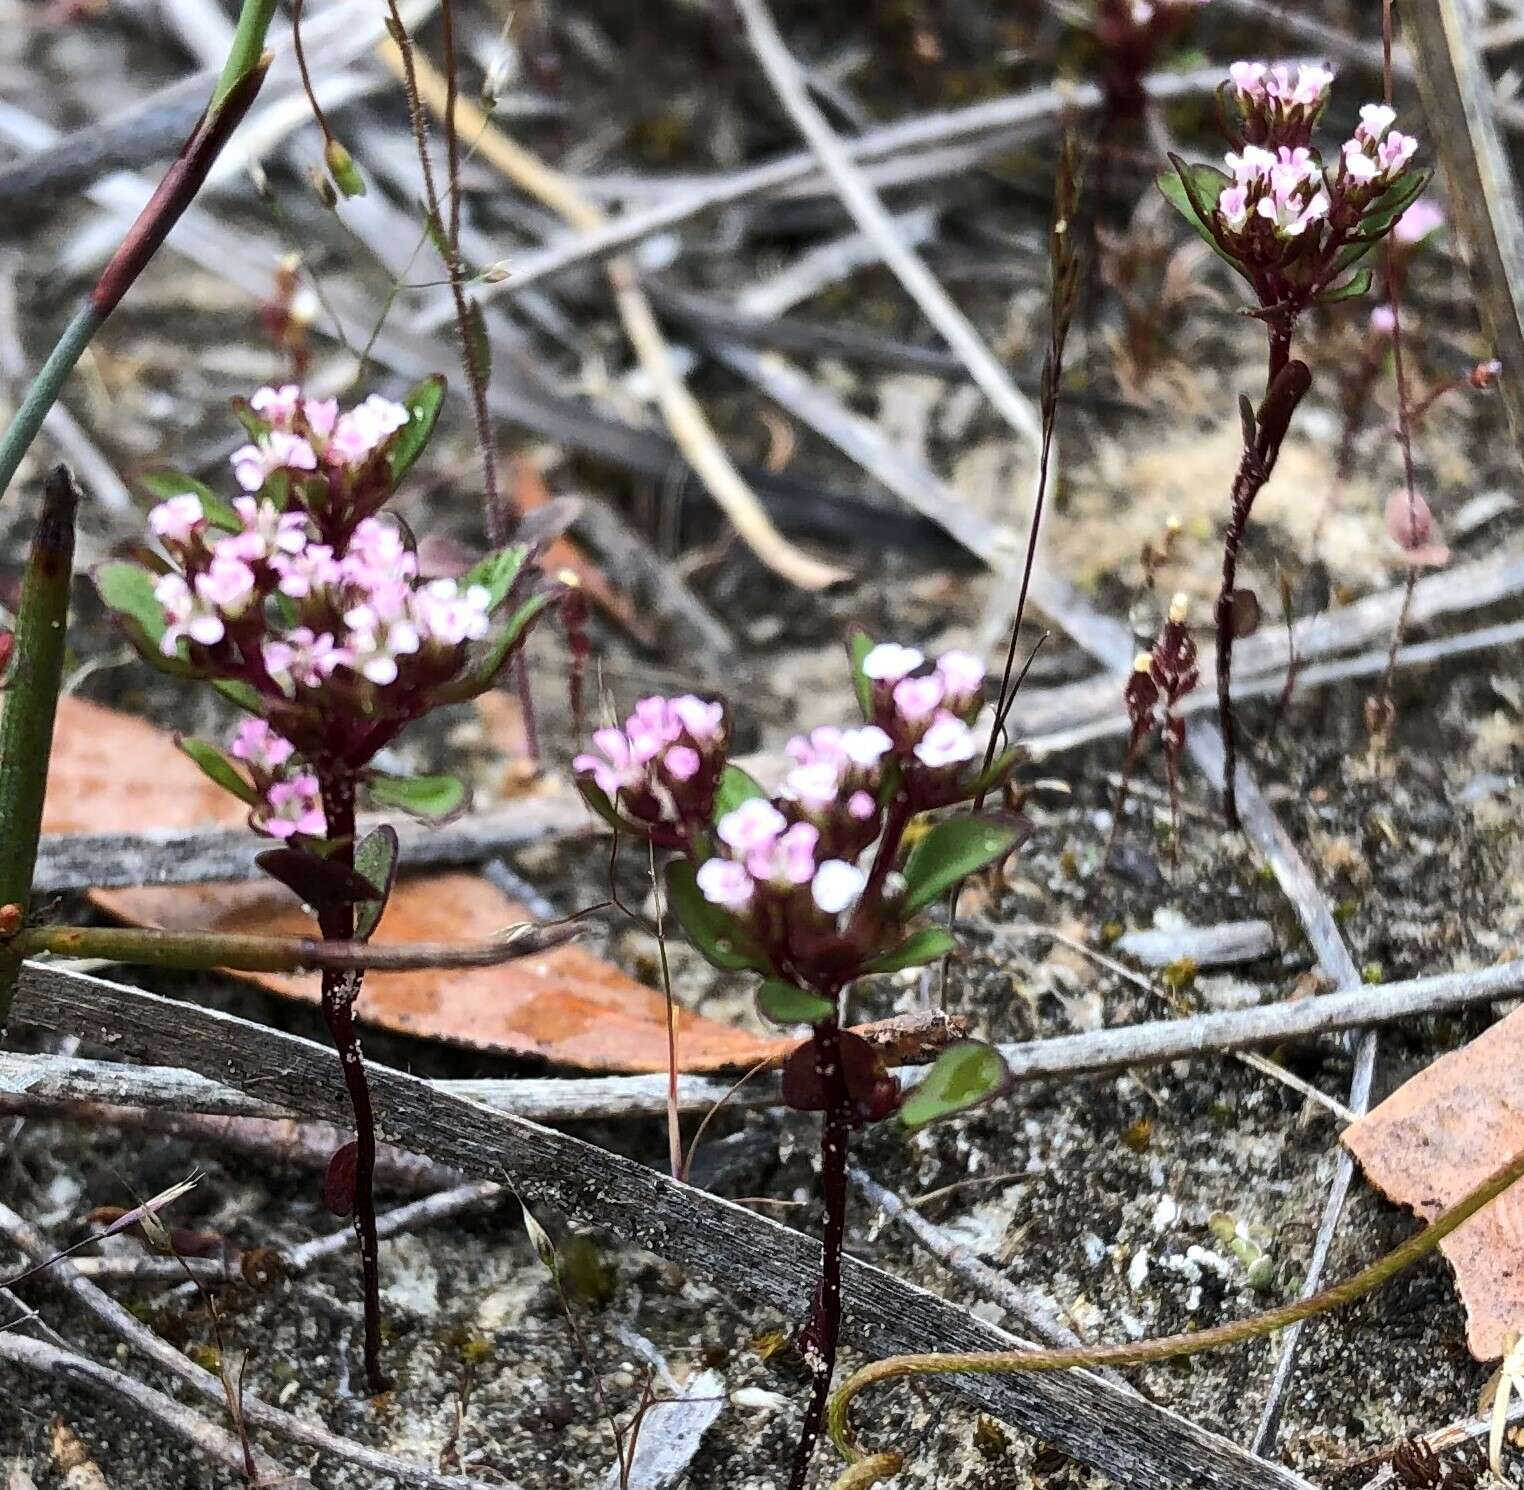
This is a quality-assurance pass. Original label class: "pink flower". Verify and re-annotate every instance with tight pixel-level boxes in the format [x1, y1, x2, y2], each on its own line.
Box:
[257, 773, 326, 839]
[231, 430, 317, 493]
[229, 719, 294, 772]
[663, 745, 701, 782]
[861, 642, 924, 683]
[696, 858, 754, 910]
[219, 496, 308, 564]
[811, 859, 865, 916]
[326, 395, 409, 467]
[1370, 303, 1397, 336]
[913, 713, 979, 770]
[574, 727, 646, 798]
[717, 799, 787, 854]
[271, 542, 339, 599]
[263, 627, 350, 690]
[414, 578, 492, 646]
[303, 397, 338, 438]
[847, 790, 876, 820]
[343, 601, 421, 686]
[935, 650, 985, 707]
[156, 555, 256, 654]
[892, 674, 945, 725]
[1342, 106, 1418, 187]
[149, 493, 205, 548]
[671, 694, 724, 743]
[841, 726, 892, 768]
[1393, 200, 1443, 244]
[786, 761, 843, 813]
[250, 384, 302, 427]
[745, 821, 818, 886]
[341, 518, 417, 587]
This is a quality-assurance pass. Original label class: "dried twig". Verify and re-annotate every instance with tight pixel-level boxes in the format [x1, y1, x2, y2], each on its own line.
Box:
[0, 1331, 296, 1484]
[0, 1194, 518, 1490]
[379, 42, 845, 592]
[732, 0, 1041, 450]
[6, 962, 1316, 1490]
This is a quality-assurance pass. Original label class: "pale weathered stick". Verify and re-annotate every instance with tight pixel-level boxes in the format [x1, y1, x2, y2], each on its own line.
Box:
[378, 42, 843, 593]
[732, 0, 1041, 450]
[7, 956, 1522, 1126]
[0, 1331, 297, 1484]
[0, 1193, 514, 1489]
[1406, 0, 1524, 469]
[7, 961, 1317, 1490]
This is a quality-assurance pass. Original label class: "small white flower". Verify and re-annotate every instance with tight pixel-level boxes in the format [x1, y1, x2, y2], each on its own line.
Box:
[811, 860, 866, 916]
[861, 642, 924, 683]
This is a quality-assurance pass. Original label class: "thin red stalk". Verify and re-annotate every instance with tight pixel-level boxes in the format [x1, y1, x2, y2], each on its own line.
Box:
[315, 776, 388, 1393]
[788, 1015, 852, 1490]
[289, 0, 334, 146]
[1373, 0, 1424, 718]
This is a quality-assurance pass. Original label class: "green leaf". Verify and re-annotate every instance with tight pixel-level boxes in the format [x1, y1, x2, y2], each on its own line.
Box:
[214, 678, 264, 715]
[713, 764, 767, 820]
[897, 1040, 1009, 1129]
[175, 736, 257, 806]
[462, 543, 528, 612]
[973, 741, 1024, 796]
[1157, 162, 1244, 271]
[756, 979, 836, 1025]
[367, 772, 466, 820]
[353, 825, 399, 940]
[387, 375, 447, 481]
[93, 560, 203, 675]
[899, 815, 1023, 916]
[664, 860, 769, 973]
[139, 471, 241, 532]
[1358, 170, 1430, 241]
[1314, 267, 1373, 306]
[846, 627, 876, 718]
[863, 927, 957, 974]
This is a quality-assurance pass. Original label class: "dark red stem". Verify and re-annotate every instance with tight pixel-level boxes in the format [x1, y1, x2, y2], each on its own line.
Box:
[787, 1016, 853, 1490]
[315, 775, 389, 1393]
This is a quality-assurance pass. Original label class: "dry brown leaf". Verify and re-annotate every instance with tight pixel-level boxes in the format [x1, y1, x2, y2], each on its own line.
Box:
[1343, 1000, 1524, 1359]
[96, 874, 777, 1072]
[42, 697, 778, 1073]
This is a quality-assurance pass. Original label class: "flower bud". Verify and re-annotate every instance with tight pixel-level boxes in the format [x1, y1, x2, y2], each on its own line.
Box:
[324, 138, 367, 199]
[307, 163, 338, 211]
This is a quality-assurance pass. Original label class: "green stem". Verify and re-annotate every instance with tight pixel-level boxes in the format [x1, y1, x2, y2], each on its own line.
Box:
[827, 1139, 1524, 1476]
[13, 921, 574, 972]
[211, 0, 280, 112]
[0, 308, 99, 511]
[0, 466, 79, 1034]
[0, 0, 277, 507]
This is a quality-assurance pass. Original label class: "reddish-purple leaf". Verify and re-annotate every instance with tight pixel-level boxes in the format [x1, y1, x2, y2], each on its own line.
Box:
[325, 1141, 359, 1217]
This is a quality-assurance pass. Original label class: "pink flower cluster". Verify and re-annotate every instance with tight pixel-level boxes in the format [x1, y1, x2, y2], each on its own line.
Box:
[149, 492, 492, 694]
[1219, 145, 1329, 240]
[229, 719, 326, 840]
[572, 694, 728, 838]
[695, 798, 867, 921]
[231, 386, 410, 494]
[860, 643, 985, 782]
[1339, 103, 1418, 190]
[1230, 62, 1334, 147]
[688, 643, 989, 916]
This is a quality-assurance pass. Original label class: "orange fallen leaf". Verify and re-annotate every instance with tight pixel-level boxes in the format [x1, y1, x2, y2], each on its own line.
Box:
[96, 873, 776, 1073]
[42, 697, 777, 1073]
[1343, 1000, 1524, 1360]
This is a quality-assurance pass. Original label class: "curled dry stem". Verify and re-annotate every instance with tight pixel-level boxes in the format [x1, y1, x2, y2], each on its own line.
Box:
[826, 1140, 1524, 1478]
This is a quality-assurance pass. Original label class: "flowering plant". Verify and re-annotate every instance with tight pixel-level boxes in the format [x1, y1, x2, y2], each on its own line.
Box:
[1157, 64, 1428, 824]
[91, 378, 559, 1391]
[574, 633, 1025, 1486]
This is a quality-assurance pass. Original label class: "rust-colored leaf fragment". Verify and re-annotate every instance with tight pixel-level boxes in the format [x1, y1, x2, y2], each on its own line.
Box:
[42, 697, 776, 1072]
[1343, 1001, 1524, 1360]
